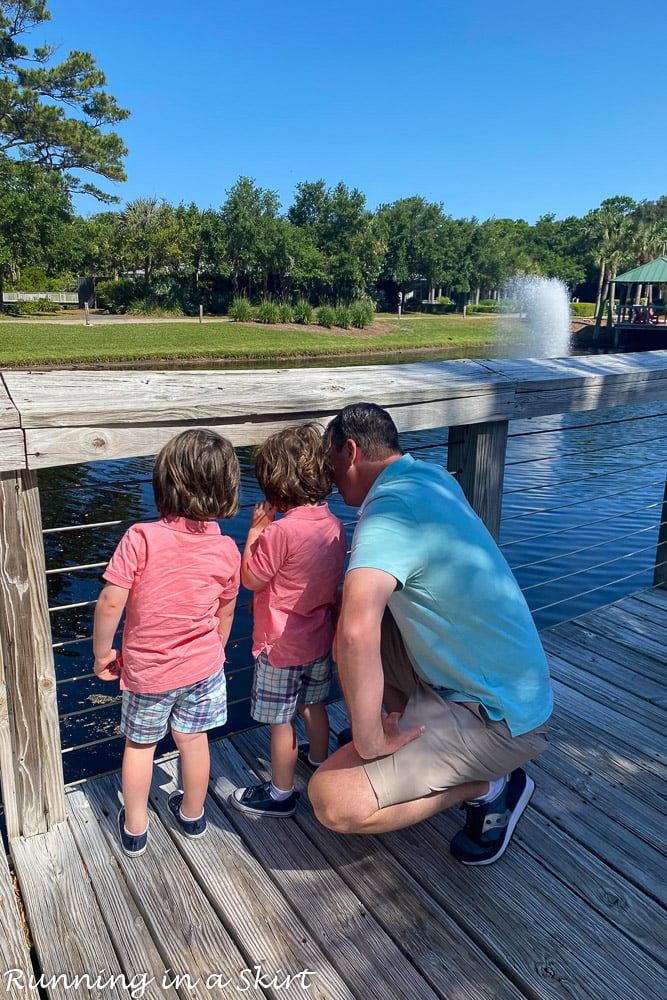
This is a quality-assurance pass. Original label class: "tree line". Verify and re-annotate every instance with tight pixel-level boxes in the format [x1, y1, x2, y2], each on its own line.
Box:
[1, 2, 666, 316]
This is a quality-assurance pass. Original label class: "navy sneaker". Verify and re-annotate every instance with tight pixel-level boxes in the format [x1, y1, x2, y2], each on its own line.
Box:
[229, 781, 299, 818]
[117, 806, 148, 857]
[337, 726, 352, 747]
[167, 790, 207, 838]
[297, 742, 324, 772]
[450, 768, 535, 866]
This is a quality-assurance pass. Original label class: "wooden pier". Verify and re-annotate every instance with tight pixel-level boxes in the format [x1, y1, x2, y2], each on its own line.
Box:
[1, 586, 665, 999]
[1, 353, 667, 998]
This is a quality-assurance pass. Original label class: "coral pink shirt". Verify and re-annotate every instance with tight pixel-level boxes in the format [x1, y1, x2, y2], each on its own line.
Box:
[247, 504, 348, 667]
[103, 516, 240, 693]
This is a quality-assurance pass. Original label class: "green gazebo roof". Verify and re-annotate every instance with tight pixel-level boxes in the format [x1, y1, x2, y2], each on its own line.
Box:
[611, 257, 667, 283]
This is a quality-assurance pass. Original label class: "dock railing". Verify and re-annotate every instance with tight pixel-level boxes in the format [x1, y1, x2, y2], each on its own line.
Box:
[2, 351, 667, 843]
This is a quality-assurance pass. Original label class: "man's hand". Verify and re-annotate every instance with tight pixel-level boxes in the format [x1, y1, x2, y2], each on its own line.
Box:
[355, 711, 425, 760]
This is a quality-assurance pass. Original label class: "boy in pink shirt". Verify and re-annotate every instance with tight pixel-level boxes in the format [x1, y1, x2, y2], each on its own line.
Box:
[93, 429, 241, 856]
[230, 423, 348, 818]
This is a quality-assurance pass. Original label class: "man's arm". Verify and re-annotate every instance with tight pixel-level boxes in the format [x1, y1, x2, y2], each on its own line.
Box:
[336, 567, 424, 759]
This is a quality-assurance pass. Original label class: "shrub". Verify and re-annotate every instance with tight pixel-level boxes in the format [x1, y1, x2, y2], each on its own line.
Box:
[256, 300, 280, 324]
[334, 304, 351, 329]
[293, 298, 313, 324]
[5, 298, 62, 315]
[126, 298, 184, 317]
[277, 302, 293, 324]
[317, 304, 336, 328]
[350, 298, 374, 328]
[436, 295, 453, 305]
[570, 302, 596, 317]
[228, 297, 254, 322]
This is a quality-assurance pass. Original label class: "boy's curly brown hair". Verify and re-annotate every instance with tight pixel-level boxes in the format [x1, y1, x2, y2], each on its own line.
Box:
[254, 423, 332, 511]
[153, 428, 240, 520]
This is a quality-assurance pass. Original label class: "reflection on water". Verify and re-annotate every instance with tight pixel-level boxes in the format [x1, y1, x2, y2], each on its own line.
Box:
[39, 352, 667, 783]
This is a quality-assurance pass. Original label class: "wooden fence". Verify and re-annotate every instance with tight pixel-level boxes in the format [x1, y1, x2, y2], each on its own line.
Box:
[2, 351, 667, 842]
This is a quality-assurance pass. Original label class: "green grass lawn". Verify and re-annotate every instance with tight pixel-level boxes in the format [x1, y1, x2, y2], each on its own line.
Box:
[0, 312, 527, 367]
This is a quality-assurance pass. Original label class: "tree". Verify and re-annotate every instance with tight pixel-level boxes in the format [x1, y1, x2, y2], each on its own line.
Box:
[583, 196, 637, 316]
[120, 198, 181, 282]
[0, 156, 73, 302]
[219, 177, 282, 295]
[0, 1, 129, 202]
[289, 180, 381, 301]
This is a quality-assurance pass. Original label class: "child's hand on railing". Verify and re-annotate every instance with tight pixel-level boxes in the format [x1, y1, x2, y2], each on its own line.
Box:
[94, 650, 122, 681]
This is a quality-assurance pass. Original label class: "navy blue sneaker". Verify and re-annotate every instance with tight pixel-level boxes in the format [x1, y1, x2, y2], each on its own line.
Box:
[229, 781, 299, 818]
[117, 806, 148, 857]
[167, 790, 207, 838]
[337, 726, 352, 747]
[297, 742, 324, 772]
[450, 768, 535, 866]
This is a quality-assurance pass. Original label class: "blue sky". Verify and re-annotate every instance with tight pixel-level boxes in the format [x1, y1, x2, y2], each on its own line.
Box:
[38, 0, 667, 223]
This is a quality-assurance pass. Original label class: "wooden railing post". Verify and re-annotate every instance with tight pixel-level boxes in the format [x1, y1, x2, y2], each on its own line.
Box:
[653, 471, 667, 588]
[447, 421, 509, 542]
[0, 470, 65, 838]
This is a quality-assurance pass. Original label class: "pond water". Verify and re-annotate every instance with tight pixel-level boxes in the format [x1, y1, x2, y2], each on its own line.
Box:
[36, 344, 667, 783]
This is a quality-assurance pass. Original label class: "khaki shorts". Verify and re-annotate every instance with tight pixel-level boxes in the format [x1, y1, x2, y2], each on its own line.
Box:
[363, 612, 550, 809]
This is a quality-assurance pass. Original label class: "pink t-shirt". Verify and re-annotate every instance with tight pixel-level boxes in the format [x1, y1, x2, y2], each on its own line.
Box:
[103, 516, 241, 694]
[247, 504, 348, 668]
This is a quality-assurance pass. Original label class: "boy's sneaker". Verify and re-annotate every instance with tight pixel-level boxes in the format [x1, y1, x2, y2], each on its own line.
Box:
[167, 790, 207, 838]
[117, 807, 148, 857]
[297, 742, 323, 772]
[450, 768, 535, 866]
[337, 726, 352, 747]
[229, 781, 299, 818]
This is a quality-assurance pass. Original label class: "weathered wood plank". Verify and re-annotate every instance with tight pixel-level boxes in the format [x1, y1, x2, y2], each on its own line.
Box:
[379, 806, 657, 1000]
[550, 619, 667, 685]
[540, 629, 667, 707]
[65, 787, 170, 1000]
[545, 648, 666, 735]
[531, 761, 667, 905]
[83, 774, 268, 1000]
[447, 420, 508, 539]
[2, 363, 512, 429]
[0, 850, 39, 998]
[226, 726, 526, 1000]
[86, 770, 350, 1000]
[151, 755, 355, 1000]
[0, 374, 21, 429]
[10, 823, 125, 999]
[20, 471, 66, 826]
[569, 608, 667, 671]
[0, 472, 46, 836]
[0, 430, 26, 472]
[4, 352, 667, 469]
[516, 811, 667, 966]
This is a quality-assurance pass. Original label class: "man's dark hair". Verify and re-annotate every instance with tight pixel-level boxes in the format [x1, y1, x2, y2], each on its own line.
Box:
[324, 402, 402, 460]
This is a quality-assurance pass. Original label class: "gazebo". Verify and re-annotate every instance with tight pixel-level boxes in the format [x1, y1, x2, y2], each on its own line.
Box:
[611, 256, 667, 328]
[594, 257, 667, 347]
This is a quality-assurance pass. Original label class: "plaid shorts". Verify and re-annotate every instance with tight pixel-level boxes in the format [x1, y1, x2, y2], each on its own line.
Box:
[120, 666, 227, 744]
[250, 650, 332, 724]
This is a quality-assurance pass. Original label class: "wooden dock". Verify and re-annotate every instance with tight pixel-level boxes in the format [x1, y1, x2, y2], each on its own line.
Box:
[2, 587, 665, 1000]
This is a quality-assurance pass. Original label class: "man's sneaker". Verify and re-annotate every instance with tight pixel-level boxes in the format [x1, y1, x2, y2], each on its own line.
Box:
[297, 742, 324, 772]
[229, 781, 299, 818]
[117, 806, 148, 857]
[450, 768, 535, 866]
[167, 790, 207, 838]
[337, 726, 352, 747]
